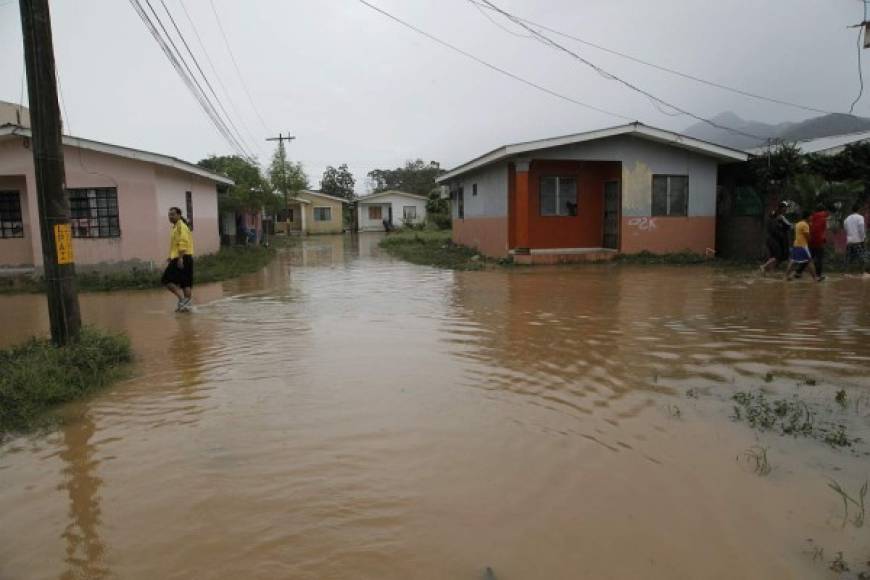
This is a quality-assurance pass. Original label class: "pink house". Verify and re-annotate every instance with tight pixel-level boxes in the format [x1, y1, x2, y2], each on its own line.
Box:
[0, 118, 232, 270]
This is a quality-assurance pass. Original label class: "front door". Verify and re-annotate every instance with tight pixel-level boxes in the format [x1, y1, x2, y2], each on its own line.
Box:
[603, 181, 620, 250]
[387, 205, 393, 225]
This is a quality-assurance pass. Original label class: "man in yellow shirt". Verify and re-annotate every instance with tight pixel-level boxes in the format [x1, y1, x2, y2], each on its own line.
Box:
[785, 209, 821, 282]
[161, 207, 195, 311]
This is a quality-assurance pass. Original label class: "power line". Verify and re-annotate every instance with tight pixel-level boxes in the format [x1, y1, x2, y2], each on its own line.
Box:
[850, 5, 867, 114]
[175, 0, 265, 158]
[157, 0, 256, 156]
[476, 0, 766, 141]
[208, 0, 271, 133]
[468, 0, 838, 117]
[355, 0, 634, 122]
[128, 0, 253, 159]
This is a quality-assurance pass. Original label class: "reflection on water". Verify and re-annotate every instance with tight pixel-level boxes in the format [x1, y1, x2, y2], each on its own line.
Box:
[1, 234, 869, 580]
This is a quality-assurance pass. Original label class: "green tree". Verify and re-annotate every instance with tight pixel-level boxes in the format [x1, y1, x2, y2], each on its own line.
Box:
[367, 159, 444, 196]
[198, 155, 279, 213]
[268, 142, 309, 200]
[320, 164, 356, 199]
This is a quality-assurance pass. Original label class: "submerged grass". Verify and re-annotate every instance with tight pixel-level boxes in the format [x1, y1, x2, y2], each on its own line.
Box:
[0, 327, 132, 436]
[0, 244, 276, 294]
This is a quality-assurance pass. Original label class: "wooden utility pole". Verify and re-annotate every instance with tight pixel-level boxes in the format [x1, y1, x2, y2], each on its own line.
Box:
[20, 0, 81, 345]
[266, 133, 295, 212]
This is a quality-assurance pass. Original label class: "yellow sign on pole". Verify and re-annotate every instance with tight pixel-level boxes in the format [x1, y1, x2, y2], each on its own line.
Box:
[54, 223, 74, 264]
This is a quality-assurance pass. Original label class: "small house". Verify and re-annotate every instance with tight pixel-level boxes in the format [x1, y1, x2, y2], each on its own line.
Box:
[436, 122, 748, 264]
[286, 189, 348, 235]
[0, 107, 232, 270]
[356, 190, 427, 231]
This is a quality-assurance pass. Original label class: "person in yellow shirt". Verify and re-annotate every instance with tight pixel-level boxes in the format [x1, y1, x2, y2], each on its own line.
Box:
[161, 207, 195, 311]
[785, 209, 821, 282]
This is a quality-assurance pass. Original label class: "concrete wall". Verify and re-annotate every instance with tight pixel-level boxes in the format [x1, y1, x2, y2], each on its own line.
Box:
[297, 191, 344, 234]
[449, 163, 510, 256]
[357, 193, 427, 231]
[0, 135, 222, 268]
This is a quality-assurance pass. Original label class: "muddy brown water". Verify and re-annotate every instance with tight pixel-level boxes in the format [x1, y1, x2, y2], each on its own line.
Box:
[2, 234, 869, 580]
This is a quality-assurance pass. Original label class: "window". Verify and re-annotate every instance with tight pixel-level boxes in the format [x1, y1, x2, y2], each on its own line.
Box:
[0, 191, 24, 238]
[314, 207, 332, 221]
[368, 206, 382, 220]
[185, 191, 194, 230]
[456, 187, 464, 219]
[403, 206, 417, 221]
[652, 175, 689, 217]
[540, 176, 577, 216]
[472, 183, 478, 196]
[68, 187, 120, 238]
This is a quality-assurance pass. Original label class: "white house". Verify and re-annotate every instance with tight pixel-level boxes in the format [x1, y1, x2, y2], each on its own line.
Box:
[356, 190, 428, 231]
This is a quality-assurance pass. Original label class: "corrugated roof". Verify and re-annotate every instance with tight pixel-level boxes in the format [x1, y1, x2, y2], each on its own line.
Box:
[747, 130, 870, 156]
[356, 190, 428, 202]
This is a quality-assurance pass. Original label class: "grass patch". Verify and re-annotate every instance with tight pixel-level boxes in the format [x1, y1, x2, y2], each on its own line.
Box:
[379, 229, 492, 271]
[732, 391, 857, 447]
[0, 244, 276, 294]
[0, 327, 132, 436]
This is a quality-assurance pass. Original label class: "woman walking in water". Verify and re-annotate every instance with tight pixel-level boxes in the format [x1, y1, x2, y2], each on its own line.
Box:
[162, 206, 194, 312]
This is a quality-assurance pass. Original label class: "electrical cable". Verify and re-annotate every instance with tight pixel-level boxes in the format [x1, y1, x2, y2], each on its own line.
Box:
[476, 0, 767, 141]
[355, 0, 634, 121]
[467, 0, 839, 117]
[208, 0, 271, 133]
[850, 5, 866, 114]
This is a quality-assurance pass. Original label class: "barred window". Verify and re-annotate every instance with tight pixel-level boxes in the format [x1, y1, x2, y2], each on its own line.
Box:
[0, 191, 24, 238]
[540, 176, 577, 216]
[68, 187, 120, 238]
[313, 207, 332, 221]
[652, 175, 689, 217]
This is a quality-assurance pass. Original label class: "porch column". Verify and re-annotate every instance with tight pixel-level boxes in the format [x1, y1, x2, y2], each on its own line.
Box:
[300, 203, 307, 234]
[515, 158, 531, 250]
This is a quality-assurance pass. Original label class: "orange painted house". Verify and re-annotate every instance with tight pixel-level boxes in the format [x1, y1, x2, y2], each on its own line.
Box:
[437, 123, 748, 264]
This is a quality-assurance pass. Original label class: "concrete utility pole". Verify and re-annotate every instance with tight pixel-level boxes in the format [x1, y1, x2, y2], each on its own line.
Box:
[20, 0, 81, 345]
[266, 133, 295, 213]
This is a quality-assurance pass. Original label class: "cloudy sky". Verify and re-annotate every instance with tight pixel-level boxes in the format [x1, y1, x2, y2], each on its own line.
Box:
[0, 0, 866, 192]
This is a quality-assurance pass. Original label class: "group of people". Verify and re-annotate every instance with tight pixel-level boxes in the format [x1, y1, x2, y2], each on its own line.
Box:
[762, 200, 868, 281]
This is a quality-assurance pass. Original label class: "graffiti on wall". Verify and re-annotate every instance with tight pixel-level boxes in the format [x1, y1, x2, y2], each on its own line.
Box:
[626, 217, 657, 231]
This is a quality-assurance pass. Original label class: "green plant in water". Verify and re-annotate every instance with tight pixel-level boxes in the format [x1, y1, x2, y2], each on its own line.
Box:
[835, 389, 847, 408]
[827, 479, 868, 528]
[668, 404, 681, 419]
[824, 425, 852, 448]
[830, 552, 850, 573]
[685, 388, 699, 399]
[743, 445, 772, 476]
[763, 372, 774, 383]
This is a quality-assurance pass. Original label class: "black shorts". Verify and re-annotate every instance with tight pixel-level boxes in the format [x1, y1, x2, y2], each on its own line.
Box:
[161, 255, 194, 287]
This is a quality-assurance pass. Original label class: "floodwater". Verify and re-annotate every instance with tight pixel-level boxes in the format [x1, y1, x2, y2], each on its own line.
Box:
[1, 234, 869, 580]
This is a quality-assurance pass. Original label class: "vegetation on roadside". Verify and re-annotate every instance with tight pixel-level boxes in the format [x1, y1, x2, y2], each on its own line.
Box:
[0, 244, 277, 294]
[379, 229, 491, 271]
[0, 327, 132, 436]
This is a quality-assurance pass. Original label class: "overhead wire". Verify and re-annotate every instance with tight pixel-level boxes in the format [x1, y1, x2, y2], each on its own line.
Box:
[157, 0, 257, 157]
[208, 0, 271, 133]
[175, 0, 266, 159]
[128, 0, 253, 160]
[355, 0, 634, 122]
[467, 0, 839, 117]
[475, 0, 767, 141]
[850, 2, 867, 114]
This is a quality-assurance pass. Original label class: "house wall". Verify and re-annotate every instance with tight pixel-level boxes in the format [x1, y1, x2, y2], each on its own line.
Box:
[450, 162, 510, 256]
[526, 135, 719, 254]
[357, 193, 427, 231]
[0, 135, 222, 268]
[155, 167, 221, 258]
[297, 192, 344, 234]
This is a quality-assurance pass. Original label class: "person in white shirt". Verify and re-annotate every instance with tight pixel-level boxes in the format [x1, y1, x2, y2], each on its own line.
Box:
[843, 201, 867, 272]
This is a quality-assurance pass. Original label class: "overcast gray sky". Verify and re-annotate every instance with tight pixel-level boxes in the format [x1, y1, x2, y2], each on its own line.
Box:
[0, 0, 866, 192]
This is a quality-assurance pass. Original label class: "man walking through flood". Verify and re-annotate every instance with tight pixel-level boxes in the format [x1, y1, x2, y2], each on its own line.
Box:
[844, 201, 867, 274]
[161, 206, 194, 312]
[760, 201, 791, 274]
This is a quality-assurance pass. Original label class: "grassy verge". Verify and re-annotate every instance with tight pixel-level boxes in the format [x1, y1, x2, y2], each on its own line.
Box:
[379, 229, 494, 271]
[0, 244, 277, 294]
[0, 327, 132, 436]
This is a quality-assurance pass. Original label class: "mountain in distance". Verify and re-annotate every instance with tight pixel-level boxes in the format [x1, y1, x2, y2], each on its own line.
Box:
[682, 111, 870, 151]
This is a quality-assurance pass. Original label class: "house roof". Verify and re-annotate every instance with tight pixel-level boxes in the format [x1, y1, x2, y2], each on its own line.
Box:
[356, 190, 428, 203]
[0, 124, 234, 185]
[436, 122, 749, 183]
[746, 129, 870, 157]
[296, 189, 350, 204]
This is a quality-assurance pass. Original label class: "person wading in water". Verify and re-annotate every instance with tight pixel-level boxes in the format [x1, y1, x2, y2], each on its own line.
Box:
[162, 207, 194, 312]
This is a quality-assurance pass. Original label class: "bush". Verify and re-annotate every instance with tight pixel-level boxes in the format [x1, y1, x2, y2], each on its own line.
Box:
[427, 212, 452, 230]
[0, 328, 132, 435]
